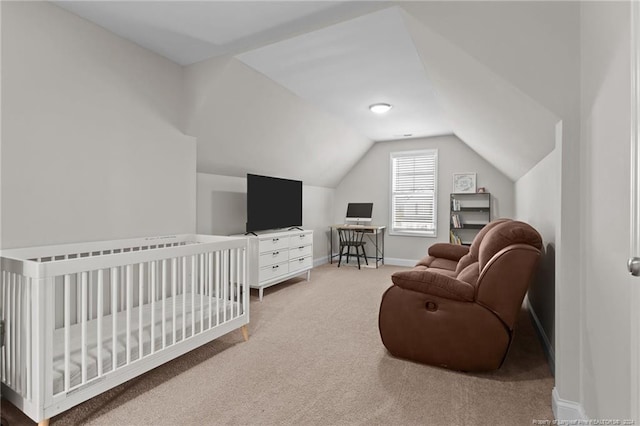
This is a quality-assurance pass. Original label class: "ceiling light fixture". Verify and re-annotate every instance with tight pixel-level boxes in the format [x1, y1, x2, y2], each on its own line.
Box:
[369, 103, 392, 114]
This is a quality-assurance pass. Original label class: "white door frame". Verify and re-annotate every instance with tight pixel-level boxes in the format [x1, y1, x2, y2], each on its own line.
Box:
[629, 1, 640, 421]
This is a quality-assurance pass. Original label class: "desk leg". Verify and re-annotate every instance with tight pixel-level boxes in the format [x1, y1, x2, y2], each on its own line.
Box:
[329, 227, 333, 264]
[382, 229, 385, 265]
[375, 231, 379, 268]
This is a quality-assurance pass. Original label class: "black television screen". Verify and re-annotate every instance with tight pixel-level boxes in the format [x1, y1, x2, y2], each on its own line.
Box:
[246, 174, 303, 233]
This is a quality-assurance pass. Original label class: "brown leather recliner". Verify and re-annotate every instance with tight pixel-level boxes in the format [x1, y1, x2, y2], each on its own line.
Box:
[378, 220, 543, 371]
[414, 218, 512, 276]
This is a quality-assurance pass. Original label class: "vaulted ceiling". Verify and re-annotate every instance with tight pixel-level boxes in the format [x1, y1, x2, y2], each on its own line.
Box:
[54, 1, 576, 186]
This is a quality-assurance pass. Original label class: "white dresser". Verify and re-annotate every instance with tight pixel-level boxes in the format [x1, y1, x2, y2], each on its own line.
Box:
[243, 229, 313, 300]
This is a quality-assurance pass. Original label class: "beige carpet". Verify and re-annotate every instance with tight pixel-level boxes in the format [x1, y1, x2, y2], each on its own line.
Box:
[1, 263, 554, 425]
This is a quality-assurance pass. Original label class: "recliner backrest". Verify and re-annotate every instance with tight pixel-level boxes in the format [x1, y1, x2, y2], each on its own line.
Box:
[454, 218, 512, 275]
[474, 221, 543, 329]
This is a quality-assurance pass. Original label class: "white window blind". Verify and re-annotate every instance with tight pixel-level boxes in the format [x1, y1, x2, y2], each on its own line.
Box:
[390, 150, 438, 236]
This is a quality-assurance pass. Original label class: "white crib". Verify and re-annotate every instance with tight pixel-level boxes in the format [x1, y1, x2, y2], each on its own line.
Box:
[0, 234, 249, 425]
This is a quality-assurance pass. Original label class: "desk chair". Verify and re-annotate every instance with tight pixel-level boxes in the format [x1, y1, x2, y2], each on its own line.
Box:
[337, 228, 368, 269]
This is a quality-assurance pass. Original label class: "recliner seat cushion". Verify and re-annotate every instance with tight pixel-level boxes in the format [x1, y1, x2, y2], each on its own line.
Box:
[456, 262, 480, 287]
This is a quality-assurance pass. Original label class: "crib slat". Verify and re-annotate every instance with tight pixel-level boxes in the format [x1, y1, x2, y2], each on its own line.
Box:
[126, 265, 132, 365]
[76, 273, 81, 328]
[111, 267, 118, 372]
[200, 253, 204, 332]
[120, 266, 125, 313]
[191, 255, 196, 336]
[208, 253, 213, 330]
[172, 258, 177, 345]
[228, 251, 234, 320]
[1, 271, 5, 383]
[223, 251, 228, 323]
[242, 248, 247, 315]
[81, 271, 88, 384]
[161, 260, 166, 349]
[3, 272, 7, 384]
[8, 274, 13, 388]
[182, 257, 186, 341]
[2, 272, 7, 384]
[25, 277, 32, 400]
[236, 249, 241, 318]
[151, 261, 156, 354]
[64, 274, 71, 391]
[16, 276, 22, 394]
[88, 271, 93, 322]
[215, 252, 220, 326]
[138, 264, 144, 360]
[97, 270, 104, 377]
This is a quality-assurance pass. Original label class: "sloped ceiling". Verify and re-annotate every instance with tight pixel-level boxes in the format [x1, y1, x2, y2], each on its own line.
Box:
[54, 1, 570, 186]
[403, 11, 559, 180]
[185, 56, 373, 188]
[236, 7, 451, 142]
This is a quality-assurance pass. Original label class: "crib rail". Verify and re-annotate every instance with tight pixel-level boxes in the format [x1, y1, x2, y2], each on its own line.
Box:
[0, 234, 249, 422]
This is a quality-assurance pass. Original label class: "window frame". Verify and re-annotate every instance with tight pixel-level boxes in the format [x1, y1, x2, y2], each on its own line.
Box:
[389, 149, 438, 237]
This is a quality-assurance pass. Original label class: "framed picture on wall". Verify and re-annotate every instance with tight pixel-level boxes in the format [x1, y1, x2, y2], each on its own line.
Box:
[453, 173, 477, 194]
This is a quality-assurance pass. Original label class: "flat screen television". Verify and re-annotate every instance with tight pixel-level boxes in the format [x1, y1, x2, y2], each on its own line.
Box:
[246, 174, 303, 233]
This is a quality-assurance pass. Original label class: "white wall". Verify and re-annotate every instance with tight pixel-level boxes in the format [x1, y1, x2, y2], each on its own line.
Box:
[1, 2, 196, 248]
[516, 147, 559, 369]
[334, 135, 514, 264]
[196, 173, 334, 264]
[577, 1, 634, 419]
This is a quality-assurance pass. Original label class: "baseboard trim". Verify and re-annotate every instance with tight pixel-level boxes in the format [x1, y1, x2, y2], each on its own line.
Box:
[552, 387, 587, 420]
[313, 256, 329, 268]
[525, 296, 555, 375]
[384, 258, 417, 267]
[323, 255, 416, 267]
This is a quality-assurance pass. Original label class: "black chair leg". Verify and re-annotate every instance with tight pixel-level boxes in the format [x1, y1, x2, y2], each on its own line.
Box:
[356, 246, 361, 269]
[361, 245, 368, 265]
[338, 245, 344, 267]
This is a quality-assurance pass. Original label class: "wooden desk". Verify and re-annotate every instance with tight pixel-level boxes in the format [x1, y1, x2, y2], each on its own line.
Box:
[329, 224, 386, 268]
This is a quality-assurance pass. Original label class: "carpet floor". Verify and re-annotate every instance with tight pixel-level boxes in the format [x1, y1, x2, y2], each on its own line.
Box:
[1, 263, 554, 425]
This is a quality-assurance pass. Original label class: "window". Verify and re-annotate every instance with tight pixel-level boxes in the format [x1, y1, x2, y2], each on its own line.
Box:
[390, 149, 438, 236]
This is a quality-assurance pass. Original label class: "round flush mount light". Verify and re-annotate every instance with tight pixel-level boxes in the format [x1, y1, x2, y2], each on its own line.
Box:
[369, 103, 392, 114]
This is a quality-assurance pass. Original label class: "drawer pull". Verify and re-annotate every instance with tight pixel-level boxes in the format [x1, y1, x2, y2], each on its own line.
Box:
[272, 265, 279, 270]
[298, 246, 304, 250]
[272, 251, 279, 256]
[299, 258, 304, 262]
[272, 238, 279, 242]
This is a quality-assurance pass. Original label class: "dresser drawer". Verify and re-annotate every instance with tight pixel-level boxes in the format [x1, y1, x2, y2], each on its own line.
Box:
[291, 231, 312, 246]
[289, 244, 312, 260]
[289, 256, 312, 273]
[258, 235, 289, 252]
[259, 249, 289, 268]
[259, 262, 289, 283]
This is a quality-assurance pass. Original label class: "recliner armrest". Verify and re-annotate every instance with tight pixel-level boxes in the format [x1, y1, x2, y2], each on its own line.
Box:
[391, 269, 475, 302]
[427, 243, 469, 262]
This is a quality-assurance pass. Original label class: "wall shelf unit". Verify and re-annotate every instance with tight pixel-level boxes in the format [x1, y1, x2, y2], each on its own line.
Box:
[450, 193, 491, 245]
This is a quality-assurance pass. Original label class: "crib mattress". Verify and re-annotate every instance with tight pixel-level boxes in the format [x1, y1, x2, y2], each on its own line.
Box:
[52, 292, 239, 395]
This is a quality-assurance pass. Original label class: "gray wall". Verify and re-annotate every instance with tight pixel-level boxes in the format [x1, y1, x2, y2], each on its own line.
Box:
[196, 173, 334, 264]
[1, 2, 196, 248]
[515, 148, 559, 371]
[334, 135, 515, 264]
